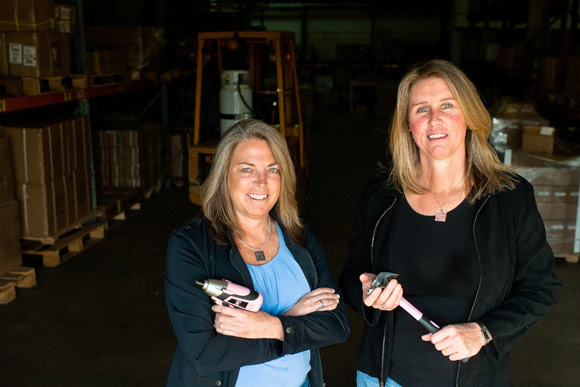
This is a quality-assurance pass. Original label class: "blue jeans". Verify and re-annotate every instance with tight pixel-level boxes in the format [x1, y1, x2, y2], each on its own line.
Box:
[357, 371, 402, 387]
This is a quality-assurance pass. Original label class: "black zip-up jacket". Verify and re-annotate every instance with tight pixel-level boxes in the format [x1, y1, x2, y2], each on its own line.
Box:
[165, 218, 350, 387]
[339, 176, 561, 387]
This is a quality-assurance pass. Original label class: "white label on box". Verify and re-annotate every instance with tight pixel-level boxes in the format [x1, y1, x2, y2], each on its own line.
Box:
[9, 43, 22, 64]
[23, 46, 37, 67]
[60, 22, 71, 33]
[538, 191, 550, 197]
[555, 192, 567, 197]
[61, 7, 72, 20]
[540, 126, 555, 136]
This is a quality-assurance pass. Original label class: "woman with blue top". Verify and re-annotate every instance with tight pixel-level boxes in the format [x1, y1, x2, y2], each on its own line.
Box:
[164, 119, 350, 387]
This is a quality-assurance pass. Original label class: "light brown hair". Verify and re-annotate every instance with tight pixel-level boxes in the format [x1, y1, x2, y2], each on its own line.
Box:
[201, 119, 304, 245]
[389, 59, 515, 200]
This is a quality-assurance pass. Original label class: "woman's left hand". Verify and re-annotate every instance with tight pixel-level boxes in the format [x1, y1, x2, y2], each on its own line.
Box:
[212, 305, 284, 340]
[421, 322, 487, 361]
[283, 287, 340, 317]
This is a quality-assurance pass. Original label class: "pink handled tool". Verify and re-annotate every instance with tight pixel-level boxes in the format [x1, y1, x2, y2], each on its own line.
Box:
[367, 272, 440, 333]
[196, 279, 263, 312]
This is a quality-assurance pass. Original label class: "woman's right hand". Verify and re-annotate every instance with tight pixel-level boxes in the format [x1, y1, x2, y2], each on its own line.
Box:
[360, 273, 403, 311]
[283, 287, 340, 316]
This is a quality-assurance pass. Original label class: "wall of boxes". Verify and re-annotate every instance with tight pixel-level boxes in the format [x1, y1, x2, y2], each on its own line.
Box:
[0, 0, 170, 268]
[2, 116, 91, 240]
[0, 135, 21, 276]
[0, 0, 75, 95]
[490, 99, 580, 257]
[516, 152, 580, 257]
[93, 123, 164, 191]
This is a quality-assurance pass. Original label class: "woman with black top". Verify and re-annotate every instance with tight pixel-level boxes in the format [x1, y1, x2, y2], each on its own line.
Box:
[339, 59, 561, 387]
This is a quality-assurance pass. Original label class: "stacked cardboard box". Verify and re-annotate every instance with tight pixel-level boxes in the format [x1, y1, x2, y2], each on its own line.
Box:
[0, 32, 8, 77]
[54, 3, 75, 34]
[85, 50, 127, 75]
[5, 31, 70, 77]
[491, 98, 550, 153]
[0, 0, 71, 79]
[170, 131, 190, 184]
[0, 135, 22, 275]
[2, 116, 92, 239]
[84, 26, 163, 72]
[0, 0, 55, 32]
[515, 152, 580, 255]
[94, 129, 143, 188]
[94, 123, 163, 191]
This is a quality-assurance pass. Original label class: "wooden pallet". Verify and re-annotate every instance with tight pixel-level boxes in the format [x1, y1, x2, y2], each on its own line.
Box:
[71, 72, 137, 88]
[97, 187, 144, 221]
[21, 218, 107, 268]
[0, 266, 35, 304]
[21, 211, 104, 245]
[0, 280, 16, 304]
[0, 266, 36, 288]
[0, 76, 74, 96]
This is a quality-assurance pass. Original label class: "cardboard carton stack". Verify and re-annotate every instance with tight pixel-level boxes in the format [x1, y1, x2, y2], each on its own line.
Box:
[170, 131, 191, 185]
[0, 0, 73, 94]
[490, 98, 551, 154]
[515, 152, 580, 256]
[0, 135, 22, 275]
[2, 116, 93, 240]
[54, 3, 76, 34]
[93, 123, 163, 192]
[84, 26, 164, 74]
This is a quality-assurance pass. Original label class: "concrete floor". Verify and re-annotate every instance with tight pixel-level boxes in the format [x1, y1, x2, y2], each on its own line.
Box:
[1, 106, 579, 386]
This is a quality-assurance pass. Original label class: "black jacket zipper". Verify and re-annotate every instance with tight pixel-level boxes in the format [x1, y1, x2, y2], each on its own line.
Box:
[370, 198, 397, 387]
[455, 195, 490, 387]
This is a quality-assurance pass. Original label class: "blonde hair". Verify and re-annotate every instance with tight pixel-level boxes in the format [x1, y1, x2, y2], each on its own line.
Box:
[389, 59, 515, 200]
[201, 119, 304, 245]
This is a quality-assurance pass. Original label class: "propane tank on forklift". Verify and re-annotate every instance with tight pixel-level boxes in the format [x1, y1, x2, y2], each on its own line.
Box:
[219, 70, 253, 135]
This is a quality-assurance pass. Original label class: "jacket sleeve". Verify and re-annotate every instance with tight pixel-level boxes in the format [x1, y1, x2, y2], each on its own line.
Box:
[278, 229, 350, 354]
[339, 183, 384, 325]
[164, 228, 284, 374]
[478, 180, 562, 359]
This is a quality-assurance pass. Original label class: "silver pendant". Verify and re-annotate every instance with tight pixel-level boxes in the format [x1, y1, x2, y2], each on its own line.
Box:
[254, 251, 266, 262]
[435, 209, 447, 222]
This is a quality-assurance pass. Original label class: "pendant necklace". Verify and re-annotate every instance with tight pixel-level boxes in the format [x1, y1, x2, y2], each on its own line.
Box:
[432, 178, 464, 223]
[235, 217, 272, 262]
[433, 194, 451, 222]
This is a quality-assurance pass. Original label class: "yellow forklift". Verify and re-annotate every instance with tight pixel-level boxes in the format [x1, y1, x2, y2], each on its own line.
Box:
[189, 31, 308, 208]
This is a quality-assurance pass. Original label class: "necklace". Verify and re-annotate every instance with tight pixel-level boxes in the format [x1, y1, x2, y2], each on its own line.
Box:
[235, 217, 271, 261]
[431, 178, 464, 223]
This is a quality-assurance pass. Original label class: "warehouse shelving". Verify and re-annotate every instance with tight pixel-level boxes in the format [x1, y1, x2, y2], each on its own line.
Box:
[0, 80, 160, 114]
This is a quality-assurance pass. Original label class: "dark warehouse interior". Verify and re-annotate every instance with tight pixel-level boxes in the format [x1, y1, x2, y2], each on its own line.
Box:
[1, 1, 580, 386]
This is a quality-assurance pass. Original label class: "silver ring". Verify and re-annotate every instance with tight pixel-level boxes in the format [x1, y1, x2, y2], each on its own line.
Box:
[319, 300, 325, 309]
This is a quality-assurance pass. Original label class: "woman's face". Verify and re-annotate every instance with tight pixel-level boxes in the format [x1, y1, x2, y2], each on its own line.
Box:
[407, 76, 467, 164]
[227, 139, 281, 222]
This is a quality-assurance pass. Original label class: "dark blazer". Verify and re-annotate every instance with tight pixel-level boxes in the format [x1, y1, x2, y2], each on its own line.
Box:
[339, 176, 561, 387]
[165, 217, 350, 387]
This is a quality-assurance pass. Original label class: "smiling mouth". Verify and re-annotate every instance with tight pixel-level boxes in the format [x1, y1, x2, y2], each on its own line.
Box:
[428, 134, 447, 139]
[248, 193, 268, 200]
